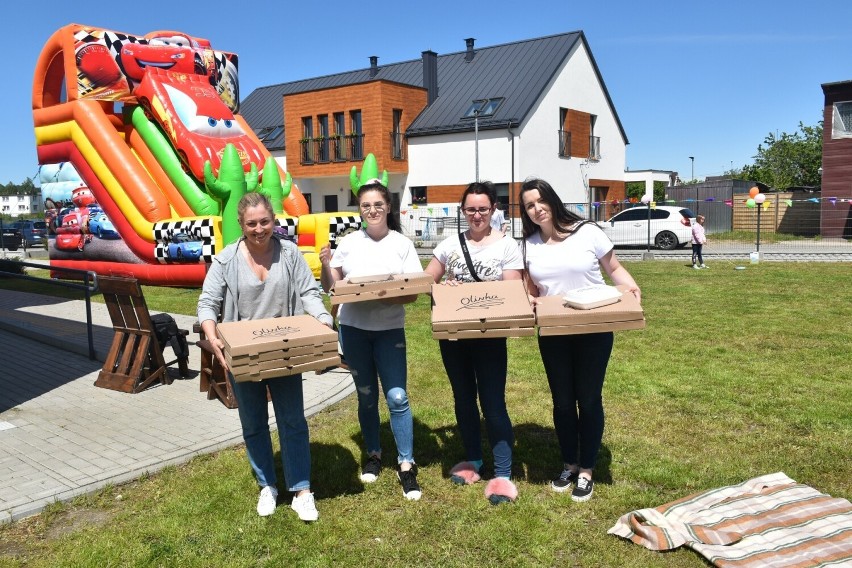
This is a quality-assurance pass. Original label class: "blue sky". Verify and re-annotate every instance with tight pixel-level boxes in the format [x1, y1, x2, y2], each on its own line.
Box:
[1, 0, 849, 185]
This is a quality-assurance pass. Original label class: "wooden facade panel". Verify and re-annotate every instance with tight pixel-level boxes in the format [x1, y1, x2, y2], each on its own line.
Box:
[567, 109, 591, 158]
[285, 81, 426, 179]
[589, 178, 626, 202]
[821, 85, 852, 237]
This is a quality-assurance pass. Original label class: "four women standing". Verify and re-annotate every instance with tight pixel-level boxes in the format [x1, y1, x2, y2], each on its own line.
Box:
[200, 176, 639, 515]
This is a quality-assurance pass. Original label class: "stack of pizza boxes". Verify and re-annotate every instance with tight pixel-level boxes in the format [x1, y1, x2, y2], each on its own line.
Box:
[534, 284, 645, 335]
[330, 272, 433, 305]
[216, 315, 340, 382]
[431, 279, 535, 339]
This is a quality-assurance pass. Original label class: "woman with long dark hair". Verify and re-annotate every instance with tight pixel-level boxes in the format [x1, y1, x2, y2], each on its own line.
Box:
[519, 178, 640, 502]
[319, 179, 424, 501]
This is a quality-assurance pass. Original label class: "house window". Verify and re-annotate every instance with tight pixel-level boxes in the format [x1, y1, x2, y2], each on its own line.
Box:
[589, 114, 600, 160]
[411, 186, 427, 204]
[333, 112, 346, 161]
[350, 110, 363, 160]
[832, 101, 852, 139]
[257, 125, 283, 142]
[462, 98, 504, 119]
[558, 108, 570, 158]
[317, 114, 330, 162]
[301, 117, 314, 164]
[391, 109, 404, 160]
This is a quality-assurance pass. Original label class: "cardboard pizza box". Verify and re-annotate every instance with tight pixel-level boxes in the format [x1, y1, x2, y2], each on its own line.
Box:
[216, 314, 338, 359]
[431, 279, 535, 339]
[232, 354, 342, 383]
[226, 341, 338, 367]
[535, 285, 645, 335]
[330, 271, 433, 305]
[229, 343, 340, 375]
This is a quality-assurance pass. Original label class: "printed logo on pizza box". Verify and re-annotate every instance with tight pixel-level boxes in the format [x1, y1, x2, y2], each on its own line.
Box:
[252, 325, 301, 340]
[456, 292, 504, 311]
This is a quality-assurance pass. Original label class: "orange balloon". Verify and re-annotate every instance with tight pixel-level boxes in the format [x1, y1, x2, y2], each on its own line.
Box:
[749, 186, 759, 198]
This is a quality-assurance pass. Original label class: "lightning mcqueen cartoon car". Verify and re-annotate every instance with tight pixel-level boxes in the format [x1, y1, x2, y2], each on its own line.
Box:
[117, 31, 220, 85]
[134, 67, 264, 181]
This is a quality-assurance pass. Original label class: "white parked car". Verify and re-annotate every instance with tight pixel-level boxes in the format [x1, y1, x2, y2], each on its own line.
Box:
[601, 206, 695, 250]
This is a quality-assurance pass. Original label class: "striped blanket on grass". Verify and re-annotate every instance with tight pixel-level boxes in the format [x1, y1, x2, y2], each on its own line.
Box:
[608, 472, 852, 567]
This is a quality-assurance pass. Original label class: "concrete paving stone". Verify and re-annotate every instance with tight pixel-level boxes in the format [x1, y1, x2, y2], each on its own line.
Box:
[0, 290, 355, 523]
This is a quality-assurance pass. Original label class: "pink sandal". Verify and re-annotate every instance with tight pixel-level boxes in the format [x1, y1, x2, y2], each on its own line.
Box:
[449, 461, 482, 485]
[485, 478, 518, 505]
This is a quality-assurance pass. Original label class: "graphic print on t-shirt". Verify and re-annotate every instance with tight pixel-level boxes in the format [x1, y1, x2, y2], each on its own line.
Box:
[445, 250, 503, 282]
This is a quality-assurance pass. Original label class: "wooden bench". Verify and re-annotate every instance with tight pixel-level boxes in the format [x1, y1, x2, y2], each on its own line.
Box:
[94, 276, 189, 393]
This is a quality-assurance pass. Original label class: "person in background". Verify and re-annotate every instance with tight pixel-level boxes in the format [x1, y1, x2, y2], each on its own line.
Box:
[425, 181, 523, 505]
[490, 201, 508, 235]
[692, 214, 708, 269]
[197, 192, 332, 521]
[519, 178, 640, 502]
[319, 179, 424, 501]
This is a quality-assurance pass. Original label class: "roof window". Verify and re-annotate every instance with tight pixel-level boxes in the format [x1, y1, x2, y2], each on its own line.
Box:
[462, 98, 504, 119]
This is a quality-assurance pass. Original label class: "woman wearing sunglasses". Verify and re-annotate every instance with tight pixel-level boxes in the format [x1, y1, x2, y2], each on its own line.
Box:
[425, 181, 523, 505]
[319, 179, 424, 501]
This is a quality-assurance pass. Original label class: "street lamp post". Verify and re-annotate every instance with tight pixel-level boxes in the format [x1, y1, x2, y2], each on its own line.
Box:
[641, 194, 652, 252]
[473, 99, 487, 183]
[689, 156, 695, 182]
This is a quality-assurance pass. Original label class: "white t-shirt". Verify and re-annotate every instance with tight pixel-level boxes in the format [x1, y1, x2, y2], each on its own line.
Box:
[330, 229, 422, 330]
[524, 222, 614, 297]
[490, 208, 506, 232]
[433, 233, 523, 283]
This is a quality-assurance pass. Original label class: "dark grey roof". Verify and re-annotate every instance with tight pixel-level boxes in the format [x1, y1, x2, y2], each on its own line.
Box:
[239, 30, 628, 149]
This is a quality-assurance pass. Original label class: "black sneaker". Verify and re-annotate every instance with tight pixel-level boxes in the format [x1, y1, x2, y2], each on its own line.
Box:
[397, 465, 422, 501]
[571, 477, 594, 502]
[551, 467, 578, 493]
[360, 454, 382, 483]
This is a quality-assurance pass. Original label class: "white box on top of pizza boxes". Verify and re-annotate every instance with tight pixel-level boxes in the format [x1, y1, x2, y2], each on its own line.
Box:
[216, 314, 340, 382]
[535, 285, 645, 336]
[431, 279, 535, 340]
[330, 272, 433, 305]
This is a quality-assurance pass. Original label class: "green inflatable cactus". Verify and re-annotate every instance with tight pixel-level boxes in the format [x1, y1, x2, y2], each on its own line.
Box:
[350, 153, 388, 197]
[204, 144, 258, 245]
[257, 157, 292, 214]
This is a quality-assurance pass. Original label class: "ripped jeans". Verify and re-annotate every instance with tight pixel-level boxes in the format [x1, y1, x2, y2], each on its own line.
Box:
[339, 325, 414, 464]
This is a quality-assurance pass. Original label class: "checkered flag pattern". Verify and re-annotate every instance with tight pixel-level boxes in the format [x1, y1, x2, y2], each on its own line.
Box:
[328, 215, 363, 249]
[152, 218, 216, 263]
[274, 217, 299, 243]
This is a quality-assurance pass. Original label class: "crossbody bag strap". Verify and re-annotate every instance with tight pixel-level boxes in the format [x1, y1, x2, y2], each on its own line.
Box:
[458, 232, 482, 282]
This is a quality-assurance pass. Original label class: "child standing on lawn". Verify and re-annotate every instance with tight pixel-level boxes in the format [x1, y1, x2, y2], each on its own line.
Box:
[692, 215, 707, 269]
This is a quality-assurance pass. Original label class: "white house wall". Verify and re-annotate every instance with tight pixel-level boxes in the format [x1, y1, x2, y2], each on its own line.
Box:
[407, 39, 626, 206]
[518, 40, 626, 204]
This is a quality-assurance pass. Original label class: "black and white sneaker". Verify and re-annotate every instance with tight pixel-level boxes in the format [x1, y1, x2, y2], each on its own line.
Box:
[551, 467, 578, 493]
[571, 477, 594, 502]
[360, 454, 382, 483]
[397, 465, 422, 501]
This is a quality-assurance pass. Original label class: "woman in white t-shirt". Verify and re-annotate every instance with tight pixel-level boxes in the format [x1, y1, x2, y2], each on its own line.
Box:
[425, 181, 523, 505]
[520, 178, 640, 503]
[319, 180, 423, 501]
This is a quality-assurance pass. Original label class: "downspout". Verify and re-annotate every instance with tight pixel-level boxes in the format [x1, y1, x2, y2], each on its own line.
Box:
[507, 121, 515, 238]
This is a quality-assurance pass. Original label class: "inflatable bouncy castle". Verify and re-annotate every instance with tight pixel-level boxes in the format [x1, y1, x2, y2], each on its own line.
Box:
[33, 24, 361, 285]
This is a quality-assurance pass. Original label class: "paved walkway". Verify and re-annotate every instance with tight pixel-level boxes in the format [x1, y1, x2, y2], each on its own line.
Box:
[0, 288, 354, 523]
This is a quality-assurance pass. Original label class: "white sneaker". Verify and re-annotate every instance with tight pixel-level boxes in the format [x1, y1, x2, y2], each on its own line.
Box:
[256, 486, 278, 517]
[693, 264, 701, 270]
[700, 264, 708, 269]
[291, 492, 319, 522]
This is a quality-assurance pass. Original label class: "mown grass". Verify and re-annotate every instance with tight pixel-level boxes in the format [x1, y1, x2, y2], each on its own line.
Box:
[1, 262, 850, 567]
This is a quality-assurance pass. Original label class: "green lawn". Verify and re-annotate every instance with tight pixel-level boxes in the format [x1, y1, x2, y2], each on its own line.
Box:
[1, 262, 850, 567]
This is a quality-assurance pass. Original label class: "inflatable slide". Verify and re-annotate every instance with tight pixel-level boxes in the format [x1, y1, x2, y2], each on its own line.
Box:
[32, 24, 359, 286]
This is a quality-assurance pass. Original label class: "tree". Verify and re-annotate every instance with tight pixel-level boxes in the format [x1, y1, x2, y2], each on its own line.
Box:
[734, 121, 823, 189]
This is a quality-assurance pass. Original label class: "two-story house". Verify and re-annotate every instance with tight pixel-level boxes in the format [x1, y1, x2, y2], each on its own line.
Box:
[240, 31, 628, 226]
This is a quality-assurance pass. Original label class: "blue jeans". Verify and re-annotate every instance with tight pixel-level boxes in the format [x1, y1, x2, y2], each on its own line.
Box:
[537, 332, 613, 471]
[439, 337, 514, 478]
[692, 243, 704, 265]
[230, 372, 311, 492]
[339, 325, 414, 464]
